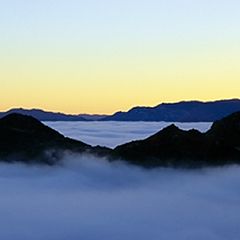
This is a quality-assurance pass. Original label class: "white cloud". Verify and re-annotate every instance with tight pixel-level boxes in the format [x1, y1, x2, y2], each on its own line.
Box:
[0, 154, 239, 240]
[0, 121, 238, 240]
[45, 121, 212, 148]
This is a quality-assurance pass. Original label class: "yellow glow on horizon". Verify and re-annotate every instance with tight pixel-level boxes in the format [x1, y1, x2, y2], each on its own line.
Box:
[1, 0, 240, 114]
[1, 42, 240, 114]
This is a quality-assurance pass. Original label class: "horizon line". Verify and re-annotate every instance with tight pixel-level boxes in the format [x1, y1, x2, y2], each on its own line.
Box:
[1, 98, 239, 116]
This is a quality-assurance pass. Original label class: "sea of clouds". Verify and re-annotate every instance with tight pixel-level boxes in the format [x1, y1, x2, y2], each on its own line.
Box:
[0, 155, 240, 240]
[45, 121, 212, 148]
[0, 121, 239, 240]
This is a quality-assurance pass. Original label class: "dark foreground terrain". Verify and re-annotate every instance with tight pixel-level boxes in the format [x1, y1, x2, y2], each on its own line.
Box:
[114, 112, 240, 167]
[0, 112, 240, 167]
[0, 114, 109, 164]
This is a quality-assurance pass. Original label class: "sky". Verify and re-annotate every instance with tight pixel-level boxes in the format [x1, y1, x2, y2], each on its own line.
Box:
[1, 0, 240, 114]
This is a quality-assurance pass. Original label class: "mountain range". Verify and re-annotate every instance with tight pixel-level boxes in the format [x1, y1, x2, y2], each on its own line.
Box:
[0, 111, 240, 167]
[104, 99, 240, 122]
[1, 99, 240, 122]
[0, 108, 106, 121]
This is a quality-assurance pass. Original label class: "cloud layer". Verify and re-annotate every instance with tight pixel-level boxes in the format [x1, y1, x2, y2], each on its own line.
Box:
[0, 121, 238, 240]
[0, 154, 240, 240]
[45, 121, 212, 148]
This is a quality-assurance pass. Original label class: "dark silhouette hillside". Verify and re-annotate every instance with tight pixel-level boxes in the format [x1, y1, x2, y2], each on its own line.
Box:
[113, 111, 240, 167]
[0, 112, 240, 168]
[0, 113, 109, 164]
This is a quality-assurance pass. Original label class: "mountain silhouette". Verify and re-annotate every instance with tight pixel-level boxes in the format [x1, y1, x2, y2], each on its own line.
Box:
[114, 111, 240, 167]
[0, 108, 106, 121]
[0, 113, 109, 164]
[0, 112, 240, 167]
[104, 99, 240, 122]
[1, 99, 240, 122]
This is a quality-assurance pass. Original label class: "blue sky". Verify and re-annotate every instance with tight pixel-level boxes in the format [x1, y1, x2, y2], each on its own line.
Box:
[1, 0, 239, 113]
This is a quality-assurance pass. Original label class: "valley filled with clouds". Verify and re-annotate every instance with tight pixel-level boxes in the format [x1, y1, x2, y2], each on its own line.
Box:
[45, 121, 211, 148]
[0, 122, 239, 240]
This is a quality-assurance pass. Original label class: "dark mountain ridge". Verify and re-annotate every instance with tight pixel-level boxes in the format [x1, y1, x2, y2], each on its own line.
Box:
[0, 111, 240, 167]
[0, 108, 107, 121]
[103, 99, 240, 122]
[1, 99, 240, 122]
[114, 111, 240, 167]
[0, 113, 110, 164]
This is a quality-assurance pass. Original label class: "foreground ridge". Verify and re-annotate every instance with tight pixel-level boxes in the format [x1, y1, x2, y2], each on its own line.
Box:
[0, 113, 110, 164]
[113, 111, 240, 167]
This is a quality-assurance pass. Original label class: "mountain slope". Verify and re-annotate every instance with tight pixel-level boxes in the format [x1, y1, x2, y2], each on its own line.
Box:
[113, 111, 240, 167]
[0, 113, 110, 164]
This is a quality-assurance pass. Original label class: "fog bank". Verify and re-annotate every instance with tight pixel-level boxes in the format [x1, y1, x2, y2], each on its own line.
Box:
[0, 154, 239, 240]
[45, 121, 212, 148]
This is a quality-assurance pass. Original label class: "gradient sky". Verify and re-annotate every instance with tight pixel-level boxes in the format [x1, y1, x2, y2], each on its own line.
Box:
[1, 0, 240, 114]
